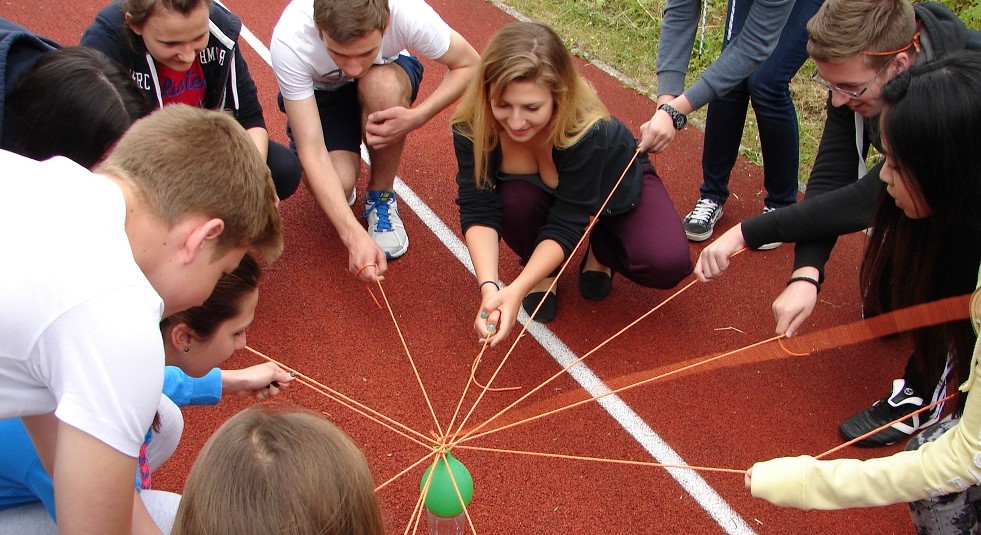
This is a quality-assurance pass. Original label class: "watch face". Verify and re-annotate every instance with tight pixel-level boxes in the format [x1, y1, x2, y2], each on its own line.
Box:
[660, 104, 686, 130]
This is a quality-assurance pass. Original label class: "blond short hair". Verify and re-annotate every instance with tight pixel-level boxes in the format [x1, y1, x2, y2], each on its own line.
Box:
[807, 0, 916, 66]
[313, 0, 389, 43]
[97, 105, 283, 262]
[173, 405, 384, 535]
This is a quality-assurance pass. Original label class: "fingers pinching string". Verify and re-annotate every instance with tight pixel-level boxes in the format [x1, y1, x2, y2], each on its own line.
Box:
[356, 263, 382, 308]
[356, 263, 378, 281]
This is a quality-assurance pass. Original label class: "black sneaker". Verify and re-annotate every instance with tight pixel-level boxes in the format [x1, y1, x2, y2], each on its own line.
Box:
[838, 379, 935, 447]
[682, 198, 723, 242]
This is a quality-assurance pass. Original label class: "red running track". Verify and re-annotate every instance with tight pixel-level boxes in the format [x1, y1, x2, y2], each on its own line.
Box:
[2, 0, 914, 533]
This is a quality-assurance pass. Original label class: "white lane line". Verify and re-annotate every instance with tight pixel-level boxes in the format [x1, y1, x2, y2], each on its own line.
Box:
[240, 14, 754, 535]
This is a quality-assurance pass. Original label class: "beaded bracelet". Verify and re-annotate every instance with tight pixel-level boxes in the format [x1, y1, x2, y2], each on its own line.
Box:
[479, 280, 500, 291]
[786, 275, 821, 294]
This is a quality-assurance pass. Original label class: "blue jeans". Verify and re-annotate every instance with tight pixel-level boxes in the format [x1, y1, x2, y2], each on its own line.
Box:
[699, 0, 824, 208]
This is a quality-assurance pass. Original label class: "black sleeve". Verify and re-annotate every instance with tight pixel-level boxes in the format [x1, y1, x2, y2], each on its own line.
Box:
[230, 48, 266, 130]
[742, 163, 882, 275]
[792, 94, 873, 274]
[742, 93, 875, 276]
[454, 130, 502, 237]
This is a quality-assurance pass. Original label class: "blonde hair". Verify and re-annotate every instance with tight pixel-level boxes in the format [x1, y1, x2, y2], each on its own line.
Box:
[173, 405, 384, 535]
[96, 105, 283, 262]
[451, 22, 609, 188]
[313, 0, 389, 43]
[806, 0, 916, 67]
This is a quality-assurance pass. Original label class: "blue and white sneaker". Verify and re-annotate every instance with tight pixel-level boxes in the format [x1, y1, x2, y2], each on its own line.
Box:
[363, 190, 408, 259]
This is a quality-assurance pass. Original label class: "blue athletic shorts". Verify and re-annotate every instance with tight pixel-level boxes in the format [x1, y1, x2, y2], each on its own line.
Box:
[279, 54, 425, 153]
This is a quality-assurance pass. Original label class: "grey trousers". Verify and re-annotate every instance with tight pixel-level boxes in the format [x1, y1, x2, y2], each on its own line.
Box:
[906, 416, 981, 535]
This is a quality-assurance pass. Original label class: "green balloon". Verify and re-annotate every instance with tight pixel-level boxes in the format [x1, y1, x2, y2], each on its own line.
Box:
[419, 451, 474, 518]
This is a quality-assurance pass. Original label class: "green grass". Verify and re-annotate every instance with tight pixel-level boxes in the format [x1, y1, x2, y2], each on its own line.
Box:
[495, 0, 977, 186]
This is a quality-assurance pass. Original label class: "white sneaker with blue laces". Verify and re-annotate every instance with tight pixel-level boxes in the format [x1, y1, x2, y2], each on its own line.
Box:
[363, 190, 408, 259]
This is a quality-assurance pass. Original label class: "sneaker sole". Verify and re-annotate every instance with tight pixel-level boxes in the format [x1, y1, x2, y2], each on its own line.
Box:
[685, 228, 714, 242]
[381, 236, 409, 260]
[756, 241, 783, 251]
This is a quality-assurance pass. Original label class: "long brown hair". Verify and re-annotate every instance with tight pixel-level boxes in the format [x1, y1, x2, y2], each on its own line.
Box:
[451, 22, 609, 188]
[173, 405, 384, 535]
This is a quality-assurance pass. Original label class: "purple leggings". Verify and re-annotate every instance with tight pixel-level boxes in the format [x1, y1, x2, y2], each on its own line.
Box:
[497, 167, 692, 289]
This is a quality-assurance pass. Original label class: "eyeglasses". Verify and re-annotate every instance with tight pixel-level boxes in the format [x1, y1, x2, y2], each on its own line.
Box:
[810, 55, 897, 100]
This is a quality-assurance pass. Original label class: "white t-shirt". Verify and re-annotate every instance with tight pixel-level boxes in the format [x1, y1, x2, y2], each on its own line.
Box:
[0, 151, 165, 457]
[271, 0, 452, 99]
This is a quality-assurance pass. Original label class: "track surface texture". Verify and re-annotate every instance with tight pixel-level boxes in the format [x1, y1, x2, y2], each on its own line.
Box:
[3, 1, 916, 533]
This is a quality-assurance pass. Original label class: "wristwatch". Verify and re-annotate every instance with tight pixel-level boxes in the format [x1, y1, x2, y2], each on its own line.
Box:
[658, 103, 688, 130]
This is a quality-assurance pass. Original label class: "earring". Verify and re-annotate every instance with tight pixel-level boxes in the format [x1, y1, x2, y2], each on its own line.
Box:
[183, 346, 190, 353]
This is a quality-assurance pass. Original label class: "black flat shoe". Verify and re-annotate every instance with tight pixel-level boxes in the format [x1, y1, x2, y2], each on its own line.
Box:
[522, 291, 557, 323]
[578, 253, 613, 301]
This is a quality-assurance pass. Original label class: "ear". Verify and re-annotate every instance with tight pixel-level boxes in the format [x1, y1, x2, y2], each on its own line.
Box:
[124, 12, 143, 35]
[167, 323, 195, 350]
[182, 218, 225, 265]
[893, 51, 913, 74]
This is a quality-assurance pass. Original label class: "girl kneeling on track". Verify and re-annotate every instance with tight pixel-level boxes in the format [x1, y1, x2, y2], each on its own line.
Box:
[453, 21, 691, 344]
[741, 52, 981, 532]
[0, 252, 296, 533]
[81, 0, 301, 201]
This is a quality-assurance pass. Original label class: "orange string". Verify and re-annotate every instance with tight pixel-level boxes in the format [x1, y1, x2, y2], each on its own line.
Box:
[376, 449, 439, 493]
[448, 151, 642, 440]
[777, 337, 811, 357]
[371, 279, 445, 437]
[815, 392, 958, 460]
[455, 293, 974, 445]
[245, 346, 433, 447]
[406, 464, 433, 535]
[444, 341, 491, 438]
[454, 445, 745, 474]
[456, 334, 786, 446]
[439, 452, 478, 534]
[453, 276, 700, 445]
[356, 263, 383, 308]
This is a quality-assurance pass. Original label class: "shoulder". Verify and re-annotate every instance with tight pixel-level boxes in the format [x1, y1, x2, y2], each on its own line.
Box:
[389, 0, 450, 33]
[0, 19, 59, 76]
[209, 2, 242, 41]
[915, 3, 980, 56]
[90, 1, 126, 32]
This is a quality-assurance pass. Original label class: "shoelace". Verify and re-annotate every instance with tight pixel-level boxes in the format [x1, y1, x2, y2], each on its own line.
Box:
[688, 200, 719, 224]
[364, 196, 393, 232]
